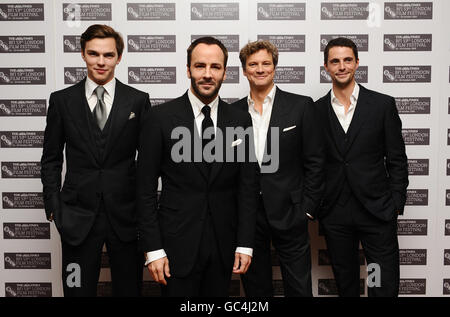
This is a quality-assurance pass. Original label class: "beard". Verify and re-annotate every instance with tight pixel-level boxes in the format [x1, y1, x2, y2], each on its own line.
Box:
[190, 77, 224, 103]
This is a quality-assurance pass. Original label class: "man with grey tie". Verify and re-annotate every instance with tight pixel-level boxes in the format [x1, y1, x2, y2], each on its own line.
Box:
[41, 24, 150, 296]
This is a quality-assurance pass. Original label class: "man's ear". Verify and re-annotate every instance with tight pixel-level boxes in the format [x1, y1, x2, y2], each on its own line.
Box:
[187, 65, 191, 79]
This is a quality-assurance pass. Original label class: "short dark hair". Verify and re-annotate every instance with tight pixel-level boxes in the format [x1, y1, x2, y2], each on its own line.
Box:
[187, 36, 228, 67]
[239, 40, 279, 70]
[80, 24, 124, 57]
[324, 37, 358, 64]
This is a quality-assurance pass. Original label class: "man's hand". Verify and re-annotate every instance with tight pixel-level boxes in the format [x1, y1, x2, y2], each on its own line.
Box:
[48, 213, 54, 222]
[233, 252, 252, 274]
[147, 257, 171, 285]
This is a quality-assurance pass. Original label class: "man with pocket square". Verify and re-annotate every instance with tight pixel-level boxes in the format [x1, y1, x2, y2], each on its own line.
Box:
[41, 24, 150, 296]
[137, 37, 259, 296]
[233, 40, 325, 297]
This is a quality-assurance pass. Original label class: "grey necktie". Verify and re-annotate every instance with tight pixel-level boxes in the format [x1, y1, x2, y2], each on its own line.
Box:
[94, 86, 107, 130]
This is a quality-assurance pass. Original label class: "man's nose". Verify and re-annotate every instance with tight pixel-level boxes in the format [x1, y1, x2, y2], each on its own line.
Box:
[204, 66, 212, 78]
[98, 55, 105, 65]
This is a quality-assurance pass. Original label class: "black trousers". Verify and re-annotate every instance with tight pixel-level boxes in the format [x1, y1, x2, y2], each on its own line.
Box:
[241, 196, 312, 297]
[61, 203, 144, 297]
[320, 193, 399, 297]
[162, 213, 231, 297]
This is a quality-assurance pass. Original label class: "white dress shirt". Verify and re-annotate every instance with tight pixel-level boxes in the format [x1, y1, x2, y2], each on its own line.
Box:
[246, 85, 314, 220]
[330, 83, 360, 133]
[188, 87, 219, 137]
[145, 88, 253, 266]
[85, 77, 115, 118]
[247, 85, 276, 167]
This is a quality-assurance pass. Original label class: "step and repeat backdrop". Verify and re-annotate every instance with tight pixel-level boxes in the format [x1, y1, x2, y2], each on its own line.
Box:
[0, 0, 449, 297]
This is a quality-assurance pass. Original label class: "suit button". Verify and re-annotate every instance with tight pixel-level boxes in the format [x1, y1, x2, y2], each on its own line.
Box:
[344, 138, 348, 142]
[344, 162, 349, 166]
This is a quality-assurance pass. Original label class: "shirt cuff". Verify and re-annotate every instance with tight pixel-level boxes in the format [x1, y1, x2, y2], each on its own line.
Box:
[236, 247, 253, 257]
[144, 249, 167, 266]
[306, 212, 314, 220]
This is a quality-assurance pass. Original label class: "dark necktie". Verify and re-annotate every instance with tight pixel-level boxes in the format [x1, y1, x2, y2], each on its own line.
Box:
[201, 105, 214, 165]
[94, 86, 107, 130]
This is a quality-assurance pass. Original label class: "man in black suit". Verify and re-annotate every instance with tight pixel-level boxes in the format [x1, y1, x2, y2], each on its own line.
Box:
[137, 37, 258, 296]
[315, 37, 408, 297]
[233, 40, 325, 297]
[41, 24, 150, 296]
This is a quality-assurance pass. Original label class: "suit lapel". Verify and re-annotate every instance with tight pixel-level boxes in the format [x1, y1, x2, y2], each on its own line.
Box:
[65, 78, 99, 164]
[344, 84, 371, 152]
[173, 92, 208, 181]
[262, 87, 289, 167]
[324, 92, 346, 156]
[208, 98, 227, 185]
[103, 79, 133, 162]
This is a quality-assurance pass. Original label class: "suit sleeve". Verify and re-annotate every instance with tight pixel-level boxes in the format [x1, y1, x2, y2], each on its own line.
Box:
[384, 97, 409, 214]
[300, 97, 326, 219]
[137, 107, 164, 252]
[40, 93, 65, 221]
[236, 113, 258, 248]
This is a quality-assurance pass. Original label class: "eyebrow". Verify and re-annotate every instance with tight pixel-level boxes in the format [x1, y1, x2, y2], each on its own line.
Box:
[86, 50, 116, 55]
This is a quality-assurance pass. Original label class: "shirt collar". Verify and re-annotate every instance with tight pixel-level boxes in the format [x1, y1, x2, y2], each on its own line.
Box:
[247, 84, 276, 111]
[188, 87, 219, 118]
[331, 82, 360, 106]
[85, 76, 116, 99]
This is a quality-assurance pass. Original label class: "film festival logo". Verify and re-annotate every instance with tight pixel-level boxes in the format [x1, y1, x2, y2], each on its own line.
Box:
[0, 102, 11, 115]
[191, 5, 203, 19]
[320, 68, 332, 82]
[444, 280, 450, 295]
[129, 70, 140, 83]
[0, 39, 9, 52]
[64, 38, 77, 51]
[4, 225, 15, 238]
[258, 5, 270, 19]
[1, 133, 12, 146]
[384, 5, 397, 19]
[4, 256, 16, 268]
[3, 195, 14, 208]
[0, 7, 7, 20]
[5, 286, 17, 297]
[64, 3, 81, 27]
[127, 6, 140, 19]
[170, 126, 279, 173]
[128, 38, 139, 51]
[321, 2, 382, 27]
[0, 71, 10, 83]
[384, 37, 396, 50]
[384, 69, 396, 82]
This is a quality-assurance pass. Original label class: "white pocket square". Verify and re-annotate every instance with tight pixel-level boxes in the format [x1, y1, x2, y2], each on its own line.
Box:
[283, 125, 296, 132]
[231, 139, 242, 147]
[128, 112, 136, 120]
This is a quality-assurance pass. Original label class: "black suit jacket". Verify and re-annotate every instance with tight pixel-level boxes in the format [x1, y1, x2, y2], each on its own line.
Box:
[41, 78, 151, 246]
[315, 84, 408, 221]
[137, 92, 258, 278]
[233, 87, 325, 226]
